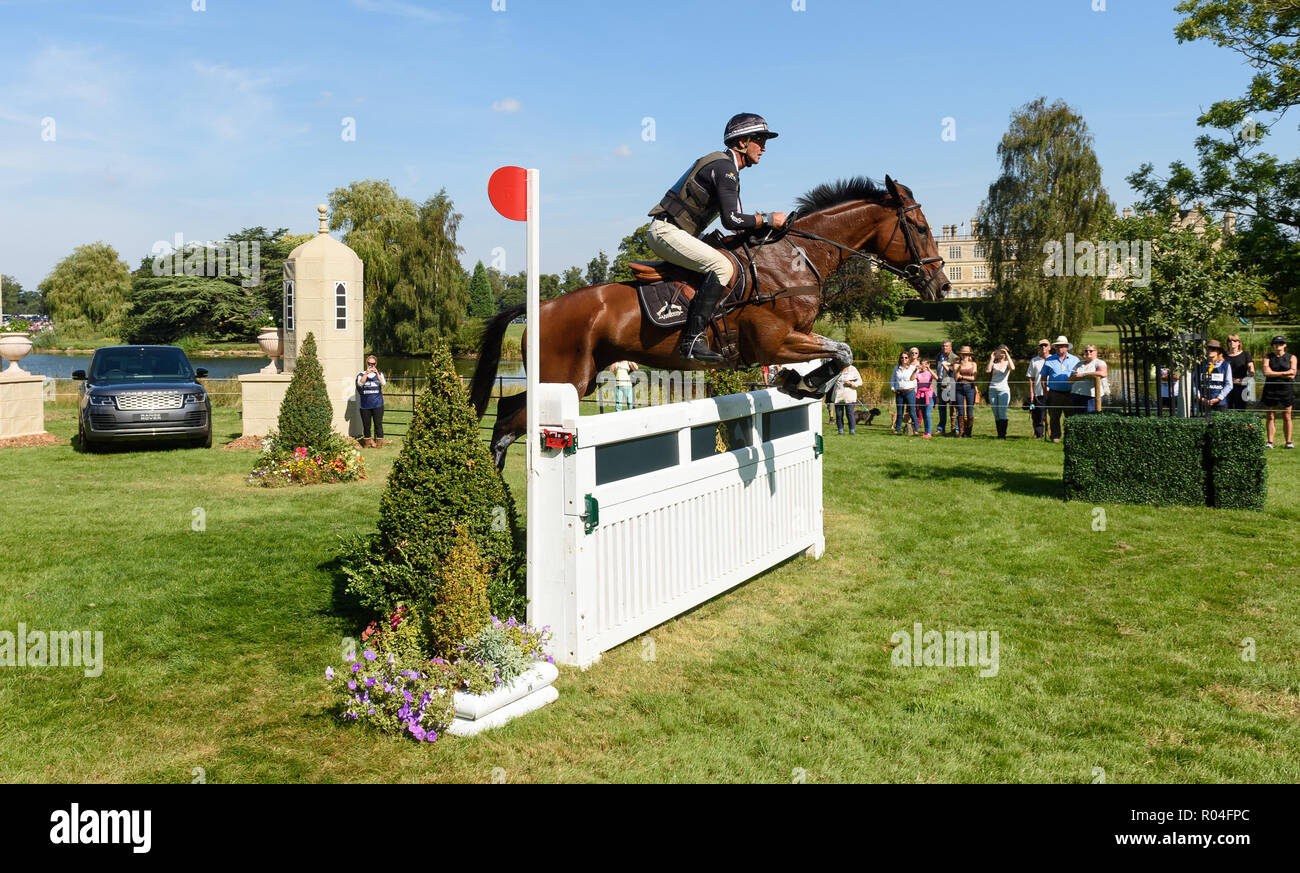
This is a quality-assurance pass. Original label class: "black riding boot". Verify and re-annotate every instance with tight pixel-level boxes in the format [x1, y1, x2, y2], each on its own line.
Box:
[996, 418, 1007, 439]
[677, 273, 727, 364]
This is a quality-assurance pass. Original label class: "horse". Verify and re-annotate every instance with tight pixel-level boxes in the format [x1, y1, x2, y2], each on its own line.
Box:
[470, 175, 951, 469]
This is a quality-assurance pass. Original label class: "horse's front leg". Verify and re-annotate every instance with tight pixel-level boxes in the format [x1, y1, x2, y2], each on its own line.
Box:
[768, 332, 853, 399]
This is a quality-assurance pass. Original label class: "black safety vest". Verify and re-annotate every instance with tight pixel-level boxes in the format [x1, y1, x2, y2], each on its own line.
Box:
[649, 150, 732, 236]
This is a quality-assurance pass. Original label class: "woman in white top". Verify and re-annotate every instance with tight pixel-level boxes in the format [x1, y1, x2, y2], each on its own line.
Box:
[986, 345, 1015, 439]
[832, 363, 864, 435]
[891, 351, 919, 435]
[1068, 344, 1108, 413]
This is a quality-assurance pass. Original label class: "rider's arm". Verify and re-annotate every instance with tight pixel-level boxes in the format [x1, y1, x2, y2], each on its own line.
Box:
[707, 161, 761, 232]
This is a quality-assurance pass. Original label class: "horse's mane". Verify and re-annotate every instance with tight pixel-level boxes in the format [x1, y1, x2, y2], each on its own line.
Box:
[794, 177, 892, 213]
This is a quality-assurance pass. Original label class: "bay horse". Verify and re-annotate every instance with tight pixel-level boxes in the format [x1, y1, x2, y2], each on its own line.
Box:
[470, 175, 950, 469]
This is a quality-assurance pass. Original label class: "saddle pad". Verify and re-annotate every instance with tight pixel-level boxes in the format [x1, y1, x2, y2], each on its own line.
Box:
[637, 280, 689, 328]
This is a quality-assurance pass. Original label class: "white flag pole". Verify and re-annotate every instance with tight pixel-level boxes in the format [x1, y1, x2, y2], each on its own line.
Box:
[525, 168, 540, 613]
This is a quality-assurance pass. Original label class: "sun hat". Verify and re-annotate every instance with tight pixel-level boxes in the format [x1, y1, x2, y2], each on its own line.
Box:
[1206, 339, 1224, 353]
[1052, 335, 1072, 350]
[1272, 335, 1288, 345]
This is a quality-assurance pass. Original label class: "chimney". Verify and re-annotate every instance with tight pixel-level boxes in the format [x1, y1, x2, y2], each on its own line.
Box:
[1224, 209, 1236, 236]
[1122, 207, 1132, 219]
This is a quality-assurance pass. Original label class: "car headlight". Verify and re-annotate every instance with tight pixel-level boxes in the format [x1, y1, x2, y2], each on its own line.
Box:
[88, 394, 117, 406]
[184, 391, 206, 404]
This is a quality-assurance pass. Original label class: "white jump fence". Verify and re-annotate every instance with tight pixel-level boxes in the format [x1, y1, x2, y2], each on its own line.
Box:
[529, 382, 825, 668]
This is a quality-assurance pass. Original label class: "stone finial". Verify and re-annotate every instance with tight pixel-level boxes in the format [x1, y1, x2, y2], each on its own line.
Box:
[1122, 207, 1132, 218]
[1169, 195, 1180, 209]
[318, 204, 329, 234]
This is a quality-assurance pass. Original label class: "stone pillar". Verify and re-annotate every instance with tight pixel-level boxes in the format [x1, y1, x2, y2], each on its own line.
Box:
[0, 372, 46, 439]
[250, 204, 367, 437]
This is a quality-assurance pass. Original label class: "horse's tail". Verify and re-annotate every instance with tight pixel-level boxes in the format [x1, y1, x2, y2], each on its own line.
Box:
[469, 304, 524, 418]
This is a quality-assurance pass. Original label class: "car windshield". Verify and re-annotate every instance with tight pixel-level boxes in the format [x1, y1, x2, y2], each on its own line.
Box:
[89, 347, 195, 382]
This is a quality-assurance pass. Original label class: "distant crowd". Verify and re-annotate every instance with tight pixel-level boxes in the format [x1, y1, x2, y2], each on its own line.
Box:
[819, 334, 1295, 450]
[0, 314, 54, 334]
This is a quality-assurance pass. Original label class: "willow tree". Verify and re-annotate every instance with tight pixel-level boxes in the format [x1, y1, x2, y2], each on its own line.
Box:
[975, 98, 1114, 350]
[39, 242, 132, 338]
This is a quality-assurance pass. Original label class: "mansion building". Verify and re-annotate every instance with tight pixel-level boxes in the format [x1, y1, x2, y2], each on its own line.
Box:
[932, 199, 1232, 302]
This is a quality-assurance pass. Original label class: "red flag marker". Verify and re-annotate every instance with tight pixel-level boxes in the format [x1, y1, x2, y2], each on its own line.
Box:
[488, 166, 528, 222]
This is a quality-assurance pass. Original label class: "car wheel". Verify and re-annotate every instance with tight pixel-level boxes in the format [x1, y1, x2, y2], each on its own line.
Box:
[79, 417, 99, 453]
[195, 426, 212, 449]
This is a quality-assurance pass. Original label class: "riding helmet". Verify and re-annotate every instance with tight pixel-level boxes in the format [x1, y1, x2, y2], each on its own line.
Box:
[724, 113, 779, 147]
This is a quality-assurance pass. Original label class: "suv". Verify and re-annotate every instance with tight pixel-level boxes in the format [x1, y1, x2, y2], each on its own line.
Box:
[73, 346, 212, 450]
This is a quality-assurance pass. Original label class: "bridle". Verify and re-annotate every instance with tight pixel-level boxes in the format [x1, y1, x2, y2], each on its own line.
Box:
[775, 201, 944, 295]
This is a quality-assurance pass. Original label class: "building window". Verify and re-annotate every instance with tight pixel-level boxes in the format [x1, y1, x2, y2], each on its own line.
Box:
[284, 280, 294, 330]
[335, 282, 347, 330]
[948, 246, 962, 261]
[949, 266, 962, 281]
[973, 265, 986, 281]
[973, 244, 986, 259]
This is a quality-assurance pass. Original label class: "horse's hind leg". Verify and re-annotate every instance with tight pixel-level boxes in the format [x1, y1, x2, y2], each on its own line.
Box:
[490, 391, 527, 470]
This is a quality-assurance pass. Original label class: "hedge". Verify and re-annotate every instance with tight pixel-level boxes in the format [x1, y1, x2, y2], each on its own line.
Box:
[902, 299, 987, 321]
[1063, 413, 1266, 510]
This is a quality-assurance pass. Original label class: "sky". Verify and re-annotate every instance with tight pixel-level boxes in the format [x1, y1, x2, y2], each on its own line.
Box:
[0, 0, 1294, 293]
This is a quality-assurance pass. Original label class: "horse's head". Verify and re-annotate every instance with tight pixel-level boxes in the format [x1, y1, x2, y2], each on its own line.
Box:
[877, 176, 950, 301]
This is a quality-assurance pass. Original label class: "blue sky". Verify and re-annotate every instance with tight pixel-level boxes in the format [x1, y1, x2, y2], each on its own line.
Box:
[0, 0, 1293, 292]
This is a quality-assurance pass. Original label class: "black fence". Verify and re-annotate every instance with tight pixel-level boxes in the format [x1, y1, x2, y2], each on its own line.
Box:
[1115, 321, 1209, 417]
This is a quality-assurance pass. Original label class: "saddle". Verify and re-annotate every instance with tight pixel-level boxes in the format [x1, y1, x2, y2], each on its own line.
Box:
[629, 245, 751, 364]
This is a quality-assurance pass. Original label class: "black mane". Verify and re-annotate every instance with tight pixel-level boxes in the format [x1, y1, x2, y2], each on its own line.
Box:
[795, 177, 892, 213]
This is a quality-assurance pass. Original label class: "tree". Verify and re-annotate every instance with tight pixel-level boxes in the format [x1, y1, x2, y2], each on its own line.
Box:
[1127, 0, 1300, 318]
[610, 224, 657, 282]
[276, 332, 334, 448]
[39, 242, 132, 338]
[561, 266, 585, 294]
[821, 259, 907, 328]
[1104, 206, 1263, 338]
[976, 97, 1114, 349]
[585, 251, 609, 286]
[539, 273, 562, 300]
[467, 261, 495, 318]
[122, 275, 261, 344]
[1, 275, 23, 315]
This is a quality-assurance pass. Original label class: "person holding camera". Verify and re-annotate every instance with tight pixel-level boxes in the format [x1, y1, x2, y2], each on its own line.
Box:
[986, 345, 1015, 438]
[357, 354, 386, 448]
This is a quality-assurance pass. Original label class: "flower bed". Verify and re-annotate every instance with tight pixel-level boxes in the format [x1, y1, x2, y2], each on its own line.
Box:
[248, 434, 365, 486]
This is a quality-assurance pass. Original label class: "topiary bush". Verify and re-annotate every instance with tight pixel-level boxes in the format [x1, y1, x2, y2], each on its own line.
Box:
[1063, 413, 1265, 509]
[426, 527, 492, 660]
[277, 331, 334, 449]
[340, 339, 525, 624]
[1206, 412, 1268, 510]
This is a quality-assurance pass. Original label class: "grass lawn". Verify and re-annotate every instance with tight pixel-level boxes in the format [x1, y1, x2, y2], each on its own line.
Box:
[1, 400, 1297, 782]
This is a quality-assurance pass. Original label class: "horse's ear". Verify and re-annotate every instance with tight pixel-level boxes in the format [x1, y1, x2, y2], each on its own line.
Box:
[885, 175, 902, 202]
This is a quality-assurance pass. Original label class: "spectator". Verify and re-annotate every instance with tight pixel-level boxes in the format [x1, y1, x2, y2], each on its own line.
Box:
[609, 360, 639, 410]
[1068, 344, 1108, 413]
[1158, 366, 1180, 413]
[832, 363, 863, 435]
[1198, 340, 1232, 414]
[952, 346, 978, 437]
[908, 346, 920, 367]
[1262, 335, 1296, 449]
[914, 358, 936, 438]
[356, 354, 386, 448]
[1039, 336, 1080, 443]
[1026, 338, 1050, 438]
[935, 340, 955, 435]
[986, 345, 1014, 438]
[891, 350, 918, 435]
[1225, 335, 1255, 409]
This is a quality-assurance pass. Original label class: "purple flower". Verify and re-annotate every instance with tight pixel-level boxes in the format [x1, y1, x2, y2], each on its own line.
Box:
[363, 649, 377, 662]
[350, 662, 361, 673]
[364, 677, 376, 687]
[424, 730, 437, 743]
[409, 724, 426, 741]
[398, 704, 412, 720]
[325, 666, 335, 680]
[347, 680, 357, 690]
[403, 690, 414, 702]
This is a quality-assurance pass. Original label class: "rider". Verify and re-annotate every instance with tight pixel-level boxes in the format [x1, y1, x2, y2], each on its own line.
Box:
[645, 113, 787, 363]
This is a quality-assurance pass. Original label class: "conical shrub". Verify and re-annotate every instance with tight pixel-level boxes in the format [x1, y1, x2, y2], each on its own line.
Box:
[426, 527, 493, 659]
[350, 340, 525, 620]
[277, 332, 334, 448]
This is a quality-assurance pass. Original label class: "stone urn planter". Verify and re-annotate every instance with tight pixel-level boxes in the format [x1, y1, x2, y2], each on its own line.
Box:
[0, 331, 33, 377]
[257, 327, 284, 374]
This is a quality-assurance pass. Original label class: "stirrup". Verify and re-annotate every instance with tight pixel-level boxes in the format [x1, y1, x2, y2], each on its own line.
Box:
[678, 332, 724, 363]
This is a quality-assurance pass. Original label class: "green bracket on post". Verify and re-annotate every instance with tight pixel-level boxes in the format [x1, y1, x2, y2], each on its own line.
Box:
[814, 433, 824, 457]
[583, 494, 599, 534]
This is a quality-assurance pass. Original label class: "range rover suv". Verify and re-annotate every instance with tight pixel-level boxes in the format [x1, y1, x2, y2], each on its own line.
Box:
[73, 346, 212, 450]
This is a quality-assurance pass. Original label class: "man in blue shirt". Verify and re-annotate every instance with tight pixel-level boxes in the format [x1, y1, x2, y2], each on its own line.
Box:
[1037, 335, 1080, 443]
[1198, 339, 1233, 413]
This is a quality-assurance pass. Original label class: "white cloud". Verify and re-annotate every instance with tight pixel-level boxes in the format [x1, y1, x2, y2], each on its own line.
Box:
[612, 144, 632, 158]
[350, 0, 462, 24]
[492, 98, 522, 113]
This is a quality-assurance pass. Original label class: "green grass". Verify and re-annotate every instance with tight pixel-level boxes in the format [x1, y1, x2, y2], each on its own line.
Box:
[0, 401, 1297, 782]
